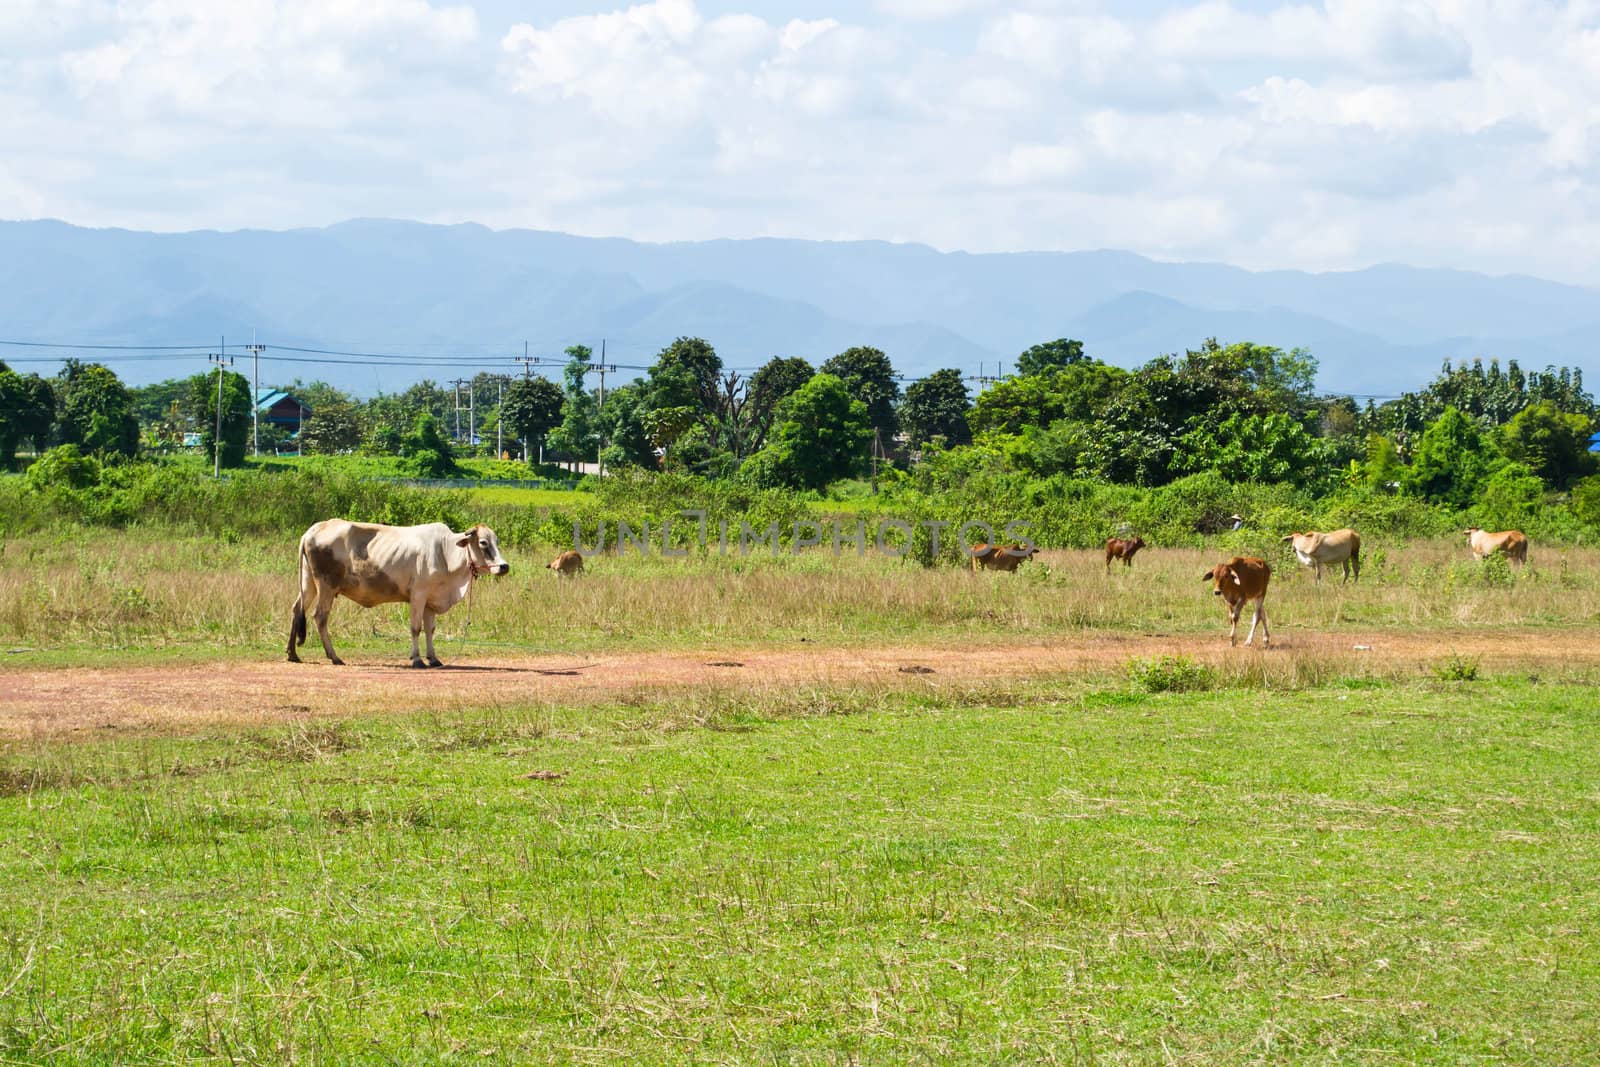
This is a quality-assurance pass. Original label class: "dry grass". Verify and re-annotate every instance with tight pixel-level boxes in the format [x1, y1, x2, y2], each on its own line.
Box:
[1, 532, 1597, 666]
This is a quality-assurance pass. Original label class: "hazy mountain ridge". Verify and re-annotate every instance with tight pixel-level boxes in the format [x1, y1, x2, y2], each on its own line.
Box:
[2, 218, 1598, 395]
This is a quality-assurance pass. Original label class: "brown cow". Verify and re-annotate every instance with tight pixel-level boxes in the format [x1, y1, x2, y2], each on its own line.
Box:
[547, 550, 585, 576]
[1104, 536, 1146, 571]
[1465, 528, 1527, 564]
[1202, 556, 1272, 647]
[971, 543, 1038, 572]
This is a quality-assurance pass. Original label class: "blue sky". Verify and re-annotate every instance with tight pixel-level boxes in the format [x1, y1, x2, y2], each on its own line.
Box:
[3, 1, 1598, 285]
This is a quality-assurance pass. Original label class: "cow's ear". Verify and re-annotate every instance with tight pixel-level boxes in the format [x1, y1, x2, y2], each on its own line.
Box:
[1231, 572, 1243, 586]
[1201, 569, 1214, 581]
[456, 534, 474, 547]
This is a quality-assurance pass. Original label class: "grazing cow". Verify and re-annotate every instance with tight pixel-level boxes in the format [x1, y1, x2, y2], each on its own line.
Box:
[287, 520, 509, 669]
[1202, 556, 1272, 647]
[547, 550, 584, 576]
[1104, 536, 1146, 571]
[1281, 528, 1361, 584]
[971, 543, 1038, 572]
[1465, 527, 1528, 564]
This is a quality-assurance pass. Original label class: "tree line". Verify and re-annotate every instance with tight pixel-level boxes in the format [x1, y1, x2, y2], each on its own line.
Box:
[4, 339, 1596, 513]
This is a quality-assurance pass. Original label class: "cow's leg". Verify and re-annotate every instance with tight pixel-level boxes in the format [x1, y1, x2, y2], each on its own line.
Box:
[424, 609, 442, 668]
[407, 596, 427, 669]
[1228, 602, 1241, 647]
[313, 586, 343, 666]
[1245, 598, 1268, 646]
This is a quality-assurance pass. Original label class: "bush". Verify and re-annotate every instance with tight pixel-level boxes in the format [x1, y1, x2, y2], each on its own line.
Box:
[1128, 655, 1215, 693]
[24, 445, 101, 492]
[1433, 653, 1480, 682]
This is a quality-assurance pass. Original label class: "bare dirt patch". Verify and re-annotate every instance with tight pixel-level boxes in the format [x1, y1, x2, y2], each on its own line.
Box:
[2, 629, 1595, 740]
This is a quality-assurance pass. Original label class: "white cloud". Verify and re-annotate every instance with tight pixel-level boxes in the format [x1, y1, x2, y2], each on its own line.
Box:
[4, 0, 1600, 287]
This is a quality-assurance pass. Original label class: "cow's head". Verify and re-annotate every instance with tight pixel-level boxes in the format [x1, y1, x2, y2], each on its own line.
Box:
[1202, 563, 1242, 598]
[1129, 536, 1145, 551]
[458, 524, 510, 576]
[1463, 527, 1480, 537]
[1008, 543, 1039, 560]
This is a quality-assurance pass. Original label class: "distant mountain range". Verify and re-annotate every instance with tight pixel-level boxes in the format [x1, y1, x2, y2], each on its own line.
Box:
[3, 218, 1598, 397]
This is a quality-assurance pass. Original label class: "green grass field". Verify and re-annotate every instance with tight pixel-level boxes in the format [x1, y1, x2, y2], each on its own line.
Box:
[1, 676, 1596, 1062]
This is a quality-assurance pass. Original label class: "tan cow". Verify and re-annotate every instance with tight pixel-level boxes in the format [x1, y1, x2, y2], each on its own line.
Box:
[547, 550, 585, 576]
[1202, 556, 1272, 647]
[1104, 536, 1146, 571]
[1465, 527, 1528, 564]
[971, 543, 1038, 572]
[287, 520, 509, 668]
[1281, 528, 1361, 584]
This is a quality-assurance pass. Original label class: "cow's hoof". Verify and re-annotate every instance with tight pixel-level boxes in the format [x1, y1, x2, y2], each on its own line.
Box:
[329, 657, 345, 666]
[410, 658, 427, 669]
[427, 657, 444, 668]
[287, 652, 300, 664]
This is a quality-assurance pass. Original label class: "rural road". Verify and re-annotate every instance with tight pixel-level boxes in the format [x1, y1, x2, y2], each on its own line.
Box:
[3, 629, 1595, 740]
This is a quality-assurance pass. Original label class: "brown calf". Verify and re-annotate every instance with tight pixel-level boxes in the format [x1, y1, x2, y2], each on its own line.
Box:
[1104, 536, 1146, 571]
[1202, 556, 1272, 647]
[547, 550, 585, 576]
[971, 543, 1038, 572]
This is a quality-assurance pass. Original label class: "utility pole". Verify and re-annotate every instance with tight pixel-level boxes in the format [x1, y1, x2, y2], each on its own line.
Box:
[448, 378, 468, 443]
[468, 378, 476, 453]
[209, 351, 234, 478]
[244, 336, 265, 458]
[586, 340, 618, 476]
[965, 361, 1002, 391]
[493, 374, 510, 458]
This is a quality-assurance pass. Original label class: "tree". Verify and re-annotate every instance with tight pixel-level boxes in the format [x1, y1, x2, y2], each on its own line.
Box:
[1174, 412, 1328, 487]
[129, 377, 191, 427]
[899, 369, 971, 448]
[361, 394, 410, 455]
[820, 346, 900, 438]
[969, 362, 1126, 436]
[747, 357, 814, 442]
[299, 399, 364, 455]
[1473, 462, 1544, 532]
[649, 337, 722, 411]
[189, 370, 253, 468]
[1362, 434, 1405, 490]
[546, 347, 599, 466]
[501, 377, 565, 461]
[1499, 401, 1595, 488]
[0, 366, 54, 466]
[1015, 338, 1087, 377]
[596, 384, 657, 470]
[401, 413, 458, 478]
[741, 374, 871, 490]
[57, 362, 139, 458]
[1403, 406, 1499, 507]
[398, 380, 454, 424]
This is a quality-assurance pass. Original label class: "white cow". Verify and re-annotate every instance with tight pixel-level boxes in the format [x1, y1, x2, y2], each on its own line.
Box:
[1281, 528, 1361, 584]
[287, 520, 509, 668]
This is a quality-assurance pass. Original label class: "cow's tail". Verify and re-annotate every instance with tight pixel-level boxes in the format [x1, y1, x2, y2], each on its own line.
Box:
[290, 543, 311, 652]
[1350, 534, 1361, 581]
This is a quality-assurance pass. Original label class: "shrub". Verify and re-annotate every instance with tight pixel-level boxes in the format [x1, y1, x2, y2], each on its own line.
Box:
[1433, 653, 1480, 682]
[24, 445, 101, 491]
[1128, 655, 1215, 693]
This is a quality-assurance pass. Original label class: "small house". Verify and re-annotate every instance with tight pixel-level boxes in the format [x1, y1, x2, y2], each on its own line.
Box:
[257, 389, 309, 433]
